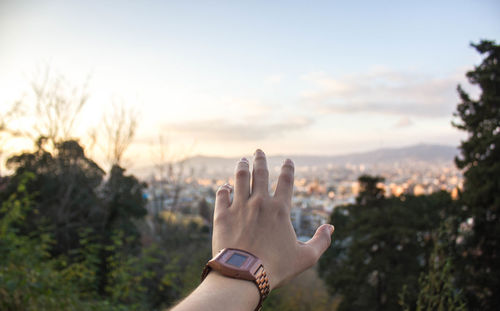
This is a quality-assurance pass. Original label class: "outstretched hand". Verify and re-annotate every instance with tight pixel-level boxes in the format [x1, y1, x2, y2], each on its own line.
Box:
[212, 149, 334, 290]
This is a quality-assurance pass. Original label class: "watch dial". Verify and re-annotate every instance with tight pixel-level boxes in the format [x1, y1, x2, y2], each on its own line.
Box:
[226, 253, 247, 267]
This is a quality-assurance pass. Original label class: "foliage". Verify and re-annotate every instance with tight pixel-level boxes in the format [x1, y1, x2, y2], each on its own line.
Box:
[318, 175, 459, 311]
[4, 137, 105, 256]
[102, 165, 148, 235]
[399, 221, 466, 311]
[356, 175, 385, 205]
[263, 267, 340, 311]
[0, 173, 107, 311]
[1, 142, 211, 310]
[452, 40, 500, 310]
[454, 41, 500, 310]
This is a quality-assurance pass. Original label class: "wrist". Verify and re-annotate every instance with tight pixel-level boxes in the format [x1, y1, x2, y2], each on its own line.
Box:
[202, 271, 260, 311]
[201, 248, 271, 310]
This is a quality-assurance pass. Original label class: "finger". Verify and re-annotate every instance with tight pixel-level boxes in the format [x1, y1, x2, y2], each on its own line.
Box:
[234, 157, 250, 203]
[300, 224, 334, 267]
[214, 183, 233, 218]
[251, 149, 269, 196]
[274, 158, 294, 204]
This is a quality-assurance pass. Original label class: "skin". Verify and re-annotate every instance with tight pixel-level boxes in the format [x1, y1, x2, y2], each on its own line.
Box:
[171, 149, 334, 311]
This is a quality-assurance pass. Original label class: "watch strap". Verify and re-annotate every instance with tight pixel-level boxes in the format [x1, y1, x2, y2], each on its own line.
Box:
[201, 264, 270, 311]
[254, 265, 271, 301]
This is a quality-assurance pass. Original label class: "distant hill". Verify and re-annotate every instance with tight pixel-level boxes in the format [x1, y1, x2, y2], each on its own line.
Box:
[302, 144, 459, 165]
[133, 144, 459, 178]
[185, 144, 458, 168]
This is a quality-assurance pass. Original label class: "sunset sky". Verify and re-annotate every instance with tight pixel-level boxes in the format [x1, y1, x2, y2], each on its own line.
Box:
[1, 0, 499, 167]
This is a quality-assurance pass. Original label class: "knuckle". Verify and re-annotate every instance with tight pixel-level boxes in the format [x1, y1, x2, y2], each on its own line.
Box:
[279, 171, 294, 184]
[213, 211, 229, 224]
[235, 168, 250, 179]
[250, 195, 266, 209]
[253, 167, 269, 179]
[277, 206, 289, 219]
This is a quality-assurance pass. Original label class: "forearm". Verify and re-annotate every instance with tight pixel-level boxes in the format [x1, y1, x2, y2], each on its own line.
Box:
[171, 271, 260, 311]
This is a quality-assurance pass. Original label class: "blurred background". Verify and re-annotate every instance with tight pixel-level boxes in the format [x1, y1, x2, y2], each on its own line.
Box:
[1, 1, 499, 310]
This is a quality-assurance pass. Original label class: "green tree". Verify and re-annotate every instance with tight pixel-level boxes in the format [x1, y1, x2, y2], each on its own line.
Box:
[319, 175, 457, 311]
[0, 166, 202, 311]
[101, 164, 147, 241]
[0, 173, 118, 311]
[198, 198, 212, 225]
[453, 40, 500, 310]
[4, 137, 105, 256]
[97, 164, 147, 294]
[356, 175, 385, 205]
[399, 220, 466, 311]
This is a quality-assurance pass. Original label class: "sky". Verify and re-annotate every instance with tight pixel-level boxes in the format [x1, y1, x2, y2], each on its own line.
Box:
[1, 0, 499, 167]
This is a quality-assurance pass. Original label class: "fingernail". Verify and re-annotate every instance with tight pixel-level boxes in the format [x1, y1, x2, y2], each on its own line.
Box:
[254, 149, 264, 156]
[328, 225, 335, 235]
[240, 157, 249, 163]
[284, 158, 294, 166]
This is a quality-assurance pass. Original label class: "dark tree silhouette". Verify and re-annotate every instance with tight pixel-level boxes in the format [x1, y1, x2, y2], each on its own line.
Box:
[318, 175, 457, 311]
[453, 40, 500, 310]
[5, 137, 104, 255]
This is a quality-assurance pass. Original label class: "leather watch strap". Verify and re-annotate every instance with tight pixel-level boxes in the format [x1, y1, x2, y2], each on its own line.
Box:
[201, 264, 270, 311]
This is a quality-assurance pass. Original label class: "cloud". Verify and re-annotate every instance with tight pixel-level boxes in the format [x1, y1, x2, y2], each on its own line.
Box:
[163, 117, 313, 141]
[394, 116, 413, 128]
[300, 68, 464, 118]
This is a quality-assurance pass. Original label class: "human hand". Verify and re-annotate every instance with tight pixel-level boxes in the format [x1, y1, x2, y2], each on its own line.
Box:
[212, 149, 334, 290]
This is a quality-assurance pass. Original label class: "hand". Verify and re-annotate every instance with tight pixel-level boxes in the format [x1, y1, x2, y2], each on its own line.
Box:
[212, 149, 334, 290]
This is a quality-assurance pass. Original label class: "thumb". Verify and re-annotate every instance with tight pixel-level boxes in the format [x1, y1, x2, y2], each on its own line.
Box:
[305, 224, 334, 259]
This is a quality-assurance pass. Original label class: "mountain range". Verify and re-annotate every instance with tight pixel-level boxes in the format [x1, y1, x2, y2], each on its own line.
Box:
[183, 144, 459, 172]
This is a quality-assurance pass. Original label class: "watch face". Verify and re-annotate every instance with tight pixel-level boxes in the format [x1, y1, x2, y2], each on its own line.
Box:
[226, 253, 247, 268]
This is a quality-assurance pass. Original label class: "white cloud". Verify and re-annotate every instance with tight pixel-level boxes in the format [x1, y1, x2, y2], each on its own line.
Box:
[300, 68, 466, 118]
[163, 116, 313, 141]
[394, 116, 413, 128]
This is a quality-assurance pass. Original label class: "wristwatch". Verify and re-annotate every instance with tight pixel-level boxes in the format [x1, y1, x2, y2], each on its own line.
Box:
[201, 248, 271, 311]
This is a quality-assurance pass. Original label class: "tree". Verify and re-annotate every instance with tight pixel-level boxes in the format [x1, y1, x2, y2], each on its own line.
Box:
[198, 198, 212, 225]
[97, 164, 148, 292]
[5, 138, 105, 256]
[452, 40, 500, 310]
[356, 175, 385, 205]
[147, 133, 194, 234]
[0, 68, 210, 310]
[0, 100, 24, 176]
[318, 175, 458, 311]
[101, 102, 138, 166]
[399, 220, 467, 311]
[31, 66, 90, 145]
[0, 171, 194, 311]
[101, 165, 147, 238]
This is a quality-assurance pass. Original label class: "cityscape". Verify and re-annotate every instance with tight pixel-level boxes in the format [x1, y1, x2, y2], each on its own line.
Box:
[144, 144, 463, 240]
